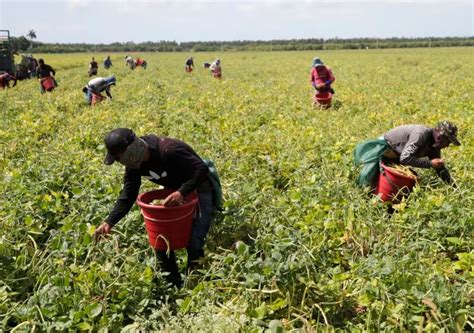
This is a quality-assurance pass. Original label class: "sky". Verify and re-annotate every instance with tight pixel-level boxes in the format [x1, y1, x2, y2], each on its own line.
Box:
[0, 0, 473, 43]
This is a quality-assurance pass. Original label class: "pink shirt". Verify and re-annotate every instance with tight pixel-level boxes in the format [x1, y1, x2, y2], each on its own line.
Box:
[310, 66, 335, 86]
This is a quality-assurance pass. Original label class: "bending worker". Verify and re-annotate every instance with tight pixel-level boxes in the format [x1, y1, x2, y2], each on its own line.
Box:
[185, 56, 194, 72]
[354, 121, 460, 188]
[209, 58, 222, 78]
[310, 57, 335, 94]
[94, 128, 221, 288]
[0, 72, 17, 89]
[82, 75, 116, 105]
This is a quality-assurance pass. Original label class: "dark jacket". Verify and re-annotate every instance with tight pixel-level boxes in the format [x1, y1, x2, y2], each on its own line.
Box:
[106, 135, 210, 226]
[384, 125, 452, 183]
[37, 64, 55, 78]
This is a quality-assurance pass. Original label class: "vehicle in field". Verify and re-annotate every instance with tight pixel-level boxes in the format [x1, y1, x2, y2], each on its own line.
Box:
[0, 30, 15, 75]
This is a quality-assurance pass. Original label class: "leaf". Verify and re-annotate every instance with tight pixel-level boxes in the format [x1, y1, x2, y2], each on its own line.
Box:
[268, 319, 284, 333]
[446, 237, 462, 245]
[255, 302, 267, 320]
[90, 303, 103, 318]
[269, 298, 288, 311]
[179, 297, 192, 313]
[422, 298, 438, 311]
[77, 322, 92, 331]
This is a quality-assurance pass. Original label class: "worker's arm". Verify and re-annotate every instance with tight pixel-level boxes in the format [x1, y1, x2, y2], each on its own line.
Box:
[399, 131, 433, 168]
[428, 150, 455, 186]
[105, 169, 142, 227]
[105, 86, 112, 99]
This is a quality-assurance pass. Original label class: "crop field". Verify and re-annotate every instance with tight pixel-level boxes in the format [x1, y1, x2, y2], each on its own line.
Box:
[1, 48, 473, 331]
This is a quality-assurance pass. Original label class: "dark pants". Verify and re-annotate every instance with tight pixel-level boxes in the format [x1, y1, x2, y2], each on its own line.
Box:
[155, 191, 213, 287]
[315, 85, 335, 94]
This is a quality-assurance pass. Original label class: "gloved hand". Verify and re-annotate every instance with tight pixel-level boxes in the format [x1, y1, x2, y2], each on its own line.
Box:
[325, 80, 332, 86]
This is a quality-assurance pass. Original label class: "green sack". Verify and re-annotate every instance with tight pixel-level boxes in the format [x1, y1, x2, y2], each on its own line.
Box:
[203, 158, 223, 210]
[353, 138, 388, 187]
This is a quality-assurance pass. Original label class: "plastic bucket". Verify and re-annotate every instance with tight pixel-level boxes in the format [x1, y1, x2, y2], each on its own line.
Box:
[314, 92, 332, 107]
[375, 163, 418, 203]
[41, 77, 55, 91]
[185, 67, 193, 73]
[91, 93, 105, 106]
[136, 189, 198, 251]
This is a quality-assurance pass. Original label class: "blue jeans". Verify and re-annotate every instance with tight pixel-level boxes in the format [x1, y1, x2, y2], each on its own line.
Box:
[84, 88, 93, 104]
[155, 191, 213, 287]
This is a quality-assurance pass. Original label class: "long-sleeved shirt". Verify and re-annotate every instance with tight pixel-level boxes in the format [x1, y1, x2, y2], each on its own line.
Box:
[185, 58, 194, 67]
[87, 77, 112, 98]
[37, 64, 55, 78]
[106, 135, 210, 226]
[310, 66, 335, 86]
[384, 125, 453, 183]
[104, 58, 112, 68]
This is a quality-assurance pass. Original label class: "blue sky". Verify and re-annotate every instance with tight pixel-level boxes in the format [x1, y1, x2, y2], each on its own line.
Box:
[1, 0, 472, 43]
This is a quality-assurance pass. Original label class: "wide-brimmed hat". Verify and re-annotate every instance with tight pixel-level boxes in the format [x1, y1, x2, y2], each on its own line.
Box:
[313, 57, 324, 67]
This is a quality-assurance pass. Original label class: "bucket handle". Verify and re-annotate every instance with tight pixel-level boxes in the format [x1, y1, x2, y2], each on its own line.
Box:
[153, 234, 171, 256]
[140, 208, 195, 223]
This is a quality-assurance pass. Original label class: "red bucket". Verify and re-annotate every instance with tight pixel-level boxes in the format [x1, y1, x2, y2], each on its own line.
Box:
[136, 189, 198, 251]
[91, 93, 105, 106]
[375, 163, 418, 203]
[41, 77, 55, 92]
[314, 92, 332, 107]
[185, 67, 193, 73]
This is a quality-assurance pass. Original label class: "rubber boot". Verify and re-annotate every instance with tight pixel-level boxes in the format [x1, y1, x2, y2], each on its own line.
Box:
[155, 250, 182, 288]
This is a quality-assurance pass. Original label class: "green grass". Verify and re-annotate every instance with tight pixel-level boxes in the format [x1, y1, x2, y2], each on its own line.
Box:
[1, 48, 473, 332]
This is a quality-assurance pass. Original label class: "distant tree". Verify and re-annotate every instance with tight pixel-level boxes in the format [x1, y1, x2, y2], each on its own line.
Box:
[26, 29, 37, 50]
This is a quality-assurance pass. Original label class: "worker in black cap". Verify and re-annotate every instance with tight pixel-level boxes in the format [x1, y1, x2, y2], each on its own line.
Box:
[94, 128, 220, 288]
[354, 120, 461, 188]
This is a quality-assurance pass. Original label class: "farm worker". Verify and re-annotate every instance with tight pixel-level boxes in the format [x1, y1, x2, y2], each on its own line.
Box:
[88, 57, 98, 77]
[82, 75, 116, 105]
[185, 56, 194, 72]
[94, 128, 222, 288]
[125, 55, 135, 69]
[28, 55, 38, 78]
[354, 121, 460, 188]
[36, 58, 58, 93]
[135, 58, 147, 69]
[103, 55, 113, 69]
[0, 72, 17, 89]
[310, 57, 335, 94]
[209, 58, 222, 78]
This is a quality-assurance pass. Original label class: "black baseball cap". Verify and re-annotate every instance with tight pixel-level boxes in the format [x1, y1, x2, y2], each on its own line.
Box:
[104, 128, 136, 165]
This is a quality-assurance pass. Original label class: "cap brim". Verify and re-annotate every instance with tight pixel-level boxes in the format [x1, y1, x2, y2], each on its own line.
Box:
[104, 153, 116, 165]
[450, 137, 461, 146]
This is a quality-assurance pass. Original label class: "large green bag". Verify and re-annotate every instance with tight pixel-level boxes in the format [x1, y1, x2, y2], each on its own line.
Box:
[353, 138, 388, 187]
[203, 158, 223, 211]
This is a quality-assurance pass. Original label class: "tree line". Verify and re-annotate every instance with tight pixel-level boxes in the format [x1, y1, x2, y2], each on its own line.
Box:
[10, 36, 474, 53]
